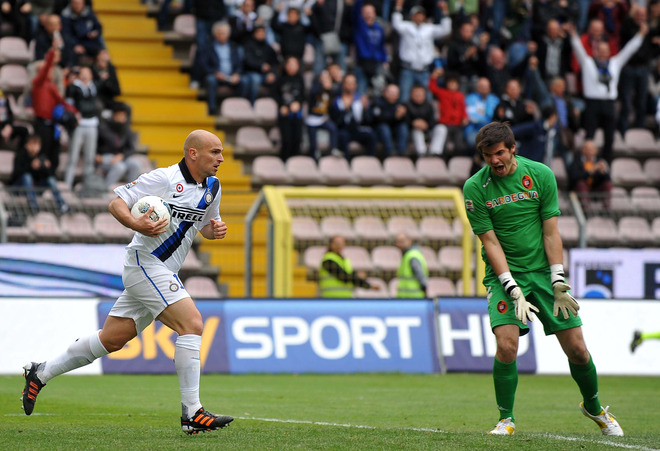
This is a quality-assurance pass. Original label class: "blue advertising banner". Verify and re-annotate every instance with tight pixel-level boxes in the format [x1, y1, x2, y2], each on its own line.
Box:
[98, 300, 229, 374]
[224, 299, 439, 374]
[437, 299, 537, 373]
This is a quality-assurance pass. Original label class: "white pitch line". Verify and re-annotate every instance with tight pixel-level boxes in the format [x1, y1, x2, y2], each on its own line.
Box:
[238, 416, 660, 451]
[5, 412, 658, 450]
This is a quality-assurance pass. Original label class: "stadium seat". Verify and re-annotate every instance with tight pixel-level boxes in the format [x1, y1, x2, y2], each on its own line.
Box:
[286, 155, 321, 185]
[6, 225, 31, 242]
[419, 216, 456, 244]
[388, 277, 399, 297]
[586, 217, 619, 247]
[318, 156, 354, 185]
[354, 277, 389, 298]
[552, 157, 568, 190]
[60, 213, 97, 242]
[27, 212, 63, 242]
[610, 186, 635, 217]
[438, 246, 464, 274]
[447, 156, 473, 186]
[343, 246, 374, 272]
[185, 276, 221, 298]
[320, 215, 356, 241]
[172, 14, 196, 38]
[303, 245, 326, 271]
[618, 217, 655, 247]
[351, 156, 388, 185]
[251, 155, 289, 185]
[292, 216, 323, 242]
[383, 156, 419, 186]
[557, 215, 580, 247]
[354, 215, 390, 243]
[0, 64, 28, 93]
[303, 42, 315, 66]
[182, 250, 204, 270]
[455, 276, 475, 296]
[386, 216, 421, 241]
[624, 128, 658, 156]
[652, 217, 660, 244]
[426, 277, 456, 297]
[236, 126, 275, 155]
[419, 245, 440, 274]
[453, 217, 466, 241]
[631, 186, 660, 215]
[415, 156, 450, 186]
[643, 158, 660, 186]
[0, 37, 32, 65]
[611, 158, 647, 187]
[254, 97, 278, 123]
[220, 97, 254, 122]
[93, 212, 133, 242]
[0, 150, 14, 181]
[371, 245, 402, 273]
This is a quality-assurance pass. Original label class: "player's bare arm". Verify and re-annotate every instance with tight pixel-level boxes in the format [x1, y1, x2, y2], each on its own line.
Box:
[541, 216, 563, 265]
[200, 219, 227, 240]
[477, 230, 510, 275]
[108, 196, 169, 237]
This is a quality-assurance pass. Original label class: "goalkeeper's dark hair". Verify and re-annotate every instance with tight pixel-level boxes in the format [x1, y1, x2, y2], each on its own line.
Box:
[475, 121, 515, 155]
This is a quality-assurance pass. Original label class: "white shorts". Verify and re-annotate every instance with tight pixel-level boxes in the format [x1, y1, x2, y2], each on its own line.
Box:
[109, 250, 190, 333]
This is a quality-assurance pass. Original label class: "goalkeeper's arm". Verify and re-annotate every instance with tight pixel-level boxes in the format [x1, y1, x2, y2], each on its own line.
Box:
[478, 230, 538, 324]
[542, 217, 580, 319]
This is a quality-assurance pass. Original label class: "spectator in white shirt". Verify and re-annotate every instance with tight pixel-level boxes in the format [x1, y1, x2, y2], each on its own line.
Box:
[568, 20, 647, 163]
[391, 0, 451, 102]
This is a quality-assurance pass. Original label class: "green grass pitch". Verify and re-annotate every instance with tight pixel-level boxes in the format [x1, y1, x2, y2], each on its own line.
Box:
[1, 373, 658, 450]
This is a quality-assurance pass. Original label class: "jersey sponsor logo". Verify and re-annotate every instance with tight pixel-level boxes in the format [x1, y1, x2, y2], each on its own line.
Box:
[522, 175, 533, 190]
[176, 183, 184, 193]
[465, 199, 475, 212]
[497, 300, 507, 313]
[170, 204, 205, 222]
[482, 177, 492, 189]
[485, 191, 538, 209]
[125, 180, 138, 189]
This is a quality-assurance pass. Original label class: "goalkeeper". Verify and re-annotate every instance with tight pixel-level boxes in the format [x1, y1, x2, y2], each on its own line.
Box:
[463, 122, 623, 437]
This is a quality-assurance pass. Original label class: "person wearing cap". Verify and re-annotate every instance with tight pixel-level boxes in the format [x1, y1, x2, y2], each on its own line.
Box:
[392, 0, 451, 102]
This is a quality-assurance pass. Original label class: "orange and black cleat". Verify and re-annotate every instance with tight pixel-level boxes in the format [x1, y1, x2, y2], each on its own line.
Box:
[181, 407, 233, 434]
[21, 362, 46, 415]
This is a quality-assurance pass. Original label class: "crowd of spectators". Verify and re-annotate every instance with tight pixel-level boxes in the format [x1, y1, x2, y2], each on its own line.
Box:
[6, 0, 141, 213]
[183, 0, 660, 172]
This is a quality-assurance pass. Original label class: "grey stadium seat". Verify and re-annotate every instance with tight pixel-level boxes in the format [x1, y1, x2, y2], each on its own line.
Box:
[292, 216, 323, 242]
[286, 155, 321, 185]
[236, 126, 275, 155]
[60, 213, 97, 242]
[220, 97, 255, 122]
[420, 216, 457, 244]
[586, 217, 620, 247]
[93, 212, 133, 242]
[320, 216, 356, 241]
[438, 246, 464, 274]
[303, 245, 326, 271]
[254, 97, 278, 123]
[610, 158, 647, 187]
[419, 245, 441, 274]
[0, 36, 32, 65]
[371, 245, 402, 273]
[185, 276, 221, 298]
[251, 155, 289, 185]
[318, 156, 354, 185]
[643, 158, 660, 185]
[354, 277, 389, 298]
[353, 215, 389, 243]
[557, 215, 579, 248]
[27, 212, 63, 242]
[383, 156, 419, 186]
[351, 156, 388, 185]
[631, 186, 660, 215]
[426, 277, 456, 297]
[618, 216, 655, 247]
[343, 246, 374, 272]
[447, 156, 473, 186]
[386, 216, 422, 241]
[415, 156, 450, 186]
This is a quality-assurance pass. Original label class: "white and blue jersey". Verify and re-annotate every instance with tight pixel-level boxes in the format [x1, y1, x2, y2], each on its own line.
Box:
[114, 158, 222, 273]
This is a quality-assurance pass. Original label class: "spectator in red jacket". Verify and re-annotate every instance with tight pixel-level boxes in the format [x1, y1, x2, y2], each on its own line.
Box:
[570, 19, 618, 76]
[32, 41, 78, 173]
[588, 0, 629, 50]
[428, 70, 468, 159]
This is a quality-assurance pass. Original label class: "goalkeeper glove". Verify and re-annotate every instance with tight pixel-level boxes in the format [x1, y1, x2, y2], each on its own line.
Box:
[499, 272, 539, 325]
[550, 264, 580, 319]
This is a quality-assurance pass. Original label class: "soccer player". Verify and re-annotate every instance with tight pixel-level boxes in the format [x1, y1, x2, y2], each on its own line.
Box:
[21, 129, 234, 434]
[630, 330, 660, 353]
[462, 122, 623, 436]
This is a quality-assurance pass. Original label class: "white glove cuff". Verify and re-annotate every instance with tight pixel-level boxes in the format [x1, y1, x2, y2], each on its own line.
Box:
[550, 264, 565, 286]
[498, 271, 517, 295]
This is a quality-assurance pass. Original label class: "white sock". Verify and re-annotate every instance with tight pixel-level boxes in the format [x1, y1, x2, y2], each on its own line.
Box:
[176, 334, 203, 419]
[39, 331, 109, 383]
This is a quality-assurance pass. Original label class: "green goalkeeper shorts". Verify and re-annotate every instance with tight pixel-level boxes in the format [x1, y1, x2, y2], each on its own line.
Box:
[484, 268, 582, 336]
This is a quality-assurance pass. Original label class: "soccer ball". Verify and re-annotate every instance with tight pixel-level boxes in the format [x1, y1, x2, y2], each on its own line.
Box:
[131, 196, 172, 224]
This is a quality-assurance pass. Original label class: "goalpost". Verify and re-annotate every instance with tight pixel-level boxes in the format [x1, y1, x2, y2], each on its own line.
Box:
[245, 186, 486, 298]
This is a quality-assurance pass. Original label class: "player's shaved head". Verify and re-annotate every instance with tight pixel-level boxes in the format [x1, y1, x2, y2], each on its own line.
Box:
[184, 129, 216, 154]
[184, 129, 224, 182]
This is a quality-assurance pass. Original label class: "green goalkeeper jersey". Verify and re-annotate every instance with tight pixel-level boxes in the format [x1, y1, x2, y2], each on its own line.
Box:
[462, 156, 561, 273]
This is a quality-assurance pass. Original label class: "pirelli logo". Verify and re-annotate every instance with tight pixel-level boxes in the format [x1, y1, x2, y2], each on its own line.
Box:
[170, 205, 204, 221]
[485, 191, 538, 209]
